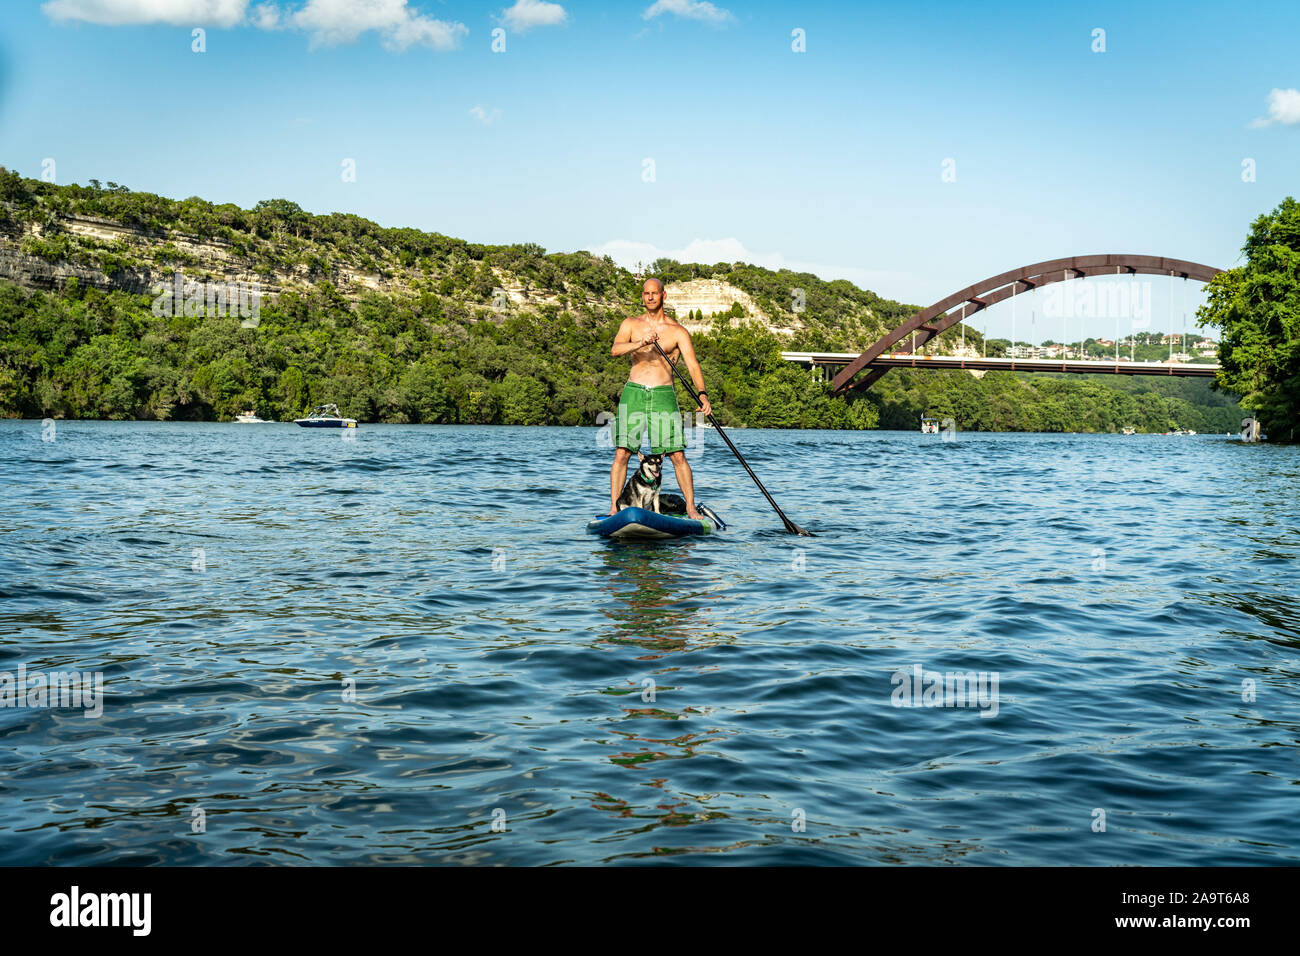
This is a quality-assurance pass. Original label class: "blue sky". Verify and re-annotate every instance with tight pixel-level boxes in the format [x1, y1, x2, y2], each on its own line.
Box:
[2, 0, 1298, 338]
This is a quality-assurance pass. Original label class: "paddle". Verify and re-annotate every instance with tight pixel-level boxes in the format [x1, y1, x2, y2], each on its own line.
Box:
[651, 339, 813, 536]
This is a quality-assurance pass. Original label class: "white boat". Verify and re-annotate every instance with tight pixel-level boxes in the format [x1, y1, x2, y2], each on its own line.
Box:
[921, 415, 940, 434]
[1121, 427, 1136, 435]
[295, 404, 358, 428]
[235, 410, 266, 423]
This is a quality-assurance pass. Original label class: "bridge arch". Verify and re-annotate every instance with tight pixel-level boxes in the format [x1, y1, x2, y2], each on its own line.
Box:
[829, 255, 1224, 395]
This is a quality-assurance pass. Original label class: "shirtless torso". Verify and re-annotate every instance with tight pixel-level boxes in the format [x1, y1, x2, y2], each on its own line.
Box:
[620, 315, 684, 386]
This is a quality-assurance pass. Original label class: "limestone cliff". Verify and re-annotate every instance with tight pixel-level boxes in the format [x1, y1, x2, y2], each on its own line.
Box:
[0, 207, 582, 312]
[662, 278, 797, 335]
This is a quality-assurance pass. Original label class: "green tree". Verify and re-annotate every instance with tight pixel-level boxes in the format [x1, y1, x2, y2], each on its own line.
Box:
[277, 366, 309, 416]
[749, 366, 811, 427]
[499, 372, 549, 425]
[1198, 197, 1300, 440]
[398, 362, 451, 423]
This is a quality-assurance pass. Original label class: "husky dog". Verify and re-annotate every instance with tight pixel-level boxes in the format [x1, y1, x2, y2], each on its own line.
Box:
[615, 453, 690, 515]
[616, 452, 665, 512]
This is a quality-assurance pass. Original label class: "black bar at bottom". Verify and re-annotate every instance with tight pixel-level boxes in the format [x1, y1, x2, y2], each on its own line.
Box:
[0, 866, 1283, 943]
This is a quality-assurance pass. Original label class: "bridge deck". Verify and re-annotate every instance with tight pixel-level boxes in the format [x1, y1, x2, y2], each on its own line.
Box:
[783, 352, 1219, 377]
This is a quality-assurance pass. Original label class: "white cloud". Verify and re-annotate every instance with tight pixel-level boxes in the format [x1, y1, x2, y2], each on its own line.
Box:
[642, 0, 731, 23]
[1250, 88, 1300, 128]
[586, 237, 916, 298]
[501, 0, 567, 32]
[383, 14, 467, 51]
[41, 0, 249, 27]
[250, 1, 278, 29]
[291, 0, 466, 51]
[469, 104, 502, 126]
[41, 0, 468, 51]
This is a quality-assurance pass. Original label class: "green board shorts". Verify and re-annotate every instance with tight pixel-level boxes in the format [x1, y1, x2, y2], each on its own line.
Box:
[615, 382, 685, 455]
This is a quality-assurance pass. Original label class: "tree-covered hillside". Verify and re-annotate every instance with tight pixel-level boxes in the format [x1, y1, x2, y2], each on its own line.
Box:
[0, 167, 1245, 432]
[870, 368, 1243, 434]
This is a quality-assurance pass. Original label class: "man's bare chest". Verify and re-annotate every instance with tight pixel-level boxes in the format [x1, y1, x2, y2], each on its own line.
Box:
[633, 321, 679, 359]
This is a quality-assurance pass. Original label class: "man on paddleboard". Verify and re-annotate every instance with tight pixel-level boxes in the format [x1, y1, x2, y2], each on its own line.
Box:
[608, 278, 712, 518]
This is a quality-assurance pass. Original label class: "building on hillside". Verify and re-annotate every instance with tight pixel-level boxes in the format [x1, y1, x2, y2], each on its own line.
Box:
[1006, 345, 1045, 359]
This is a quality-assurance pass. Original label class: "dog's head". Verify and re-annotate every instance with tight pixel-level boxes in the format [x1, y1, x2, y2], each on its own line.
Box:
[636, 452, 663, 484]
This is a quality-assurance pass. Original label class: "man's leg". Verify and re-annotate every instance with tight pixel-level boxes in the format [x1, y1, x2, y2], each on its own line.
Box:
[666, 451, 700, 519]
[609, 447, 631, 515]
[651, 388, 699, 518]
[609, 383, 643, 515]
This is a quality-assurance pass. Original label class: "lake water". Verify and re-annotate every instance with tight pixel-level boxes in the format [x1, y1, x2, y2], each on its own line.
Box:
[1, 421, 1297, 865]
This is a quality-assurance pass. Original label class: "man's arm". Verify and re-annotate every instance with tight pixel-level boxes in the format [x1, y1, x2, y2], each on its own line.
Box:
[673, 327, 713, 416]
[611, 318, 656, 356]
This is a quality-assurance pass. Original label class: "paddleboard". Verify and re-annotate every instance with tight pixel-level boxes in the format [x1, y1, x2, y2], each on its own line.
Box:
[587, 506, 719, 539]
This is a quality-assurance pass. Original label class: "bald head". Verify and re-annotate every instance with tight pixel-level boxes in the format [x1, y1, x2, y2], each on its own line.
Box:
[641, 278, 666, 315]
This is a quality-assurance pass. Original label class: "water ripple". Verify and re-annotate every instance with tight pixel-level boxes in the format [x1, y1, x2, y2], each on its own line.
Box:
[0, 422, 1297, 864]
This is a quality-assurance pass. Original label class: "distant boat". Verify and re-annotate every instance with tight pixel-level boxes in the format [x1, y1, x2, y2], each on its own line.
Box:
[921, 415, 940, 434]
[295, 404, 358, 428]
[235, 410, 266, 423]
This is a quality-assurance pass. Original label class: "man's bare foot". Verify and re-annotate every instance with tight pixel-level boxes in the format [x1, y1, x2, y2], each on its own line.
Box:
[608, 505, 619, 516]
[687, 509, 703, 520]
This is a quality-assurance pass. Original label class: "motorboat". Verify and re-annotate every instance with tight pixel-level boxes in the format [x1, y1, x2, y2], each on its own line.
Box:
[295, 404, 358, 428]
[921, 416, 940, 434]
[235, 410, 266, 423]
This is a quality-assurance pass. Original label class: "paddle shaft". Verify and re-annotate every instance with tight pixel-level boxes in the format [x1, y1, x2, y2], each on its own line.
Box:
[651, 340, 811, 535]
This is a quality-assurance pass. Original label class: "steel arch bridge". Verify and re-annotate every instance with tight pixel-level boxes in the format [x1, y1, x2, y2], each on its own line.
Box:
[829, 255, 1225, 396]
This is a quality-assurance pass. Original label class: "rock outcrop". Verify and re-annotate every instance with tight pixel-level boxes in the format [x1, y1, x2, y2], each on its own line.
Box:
[663, 278, 797, 335]
[0, 209, 589, 315]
